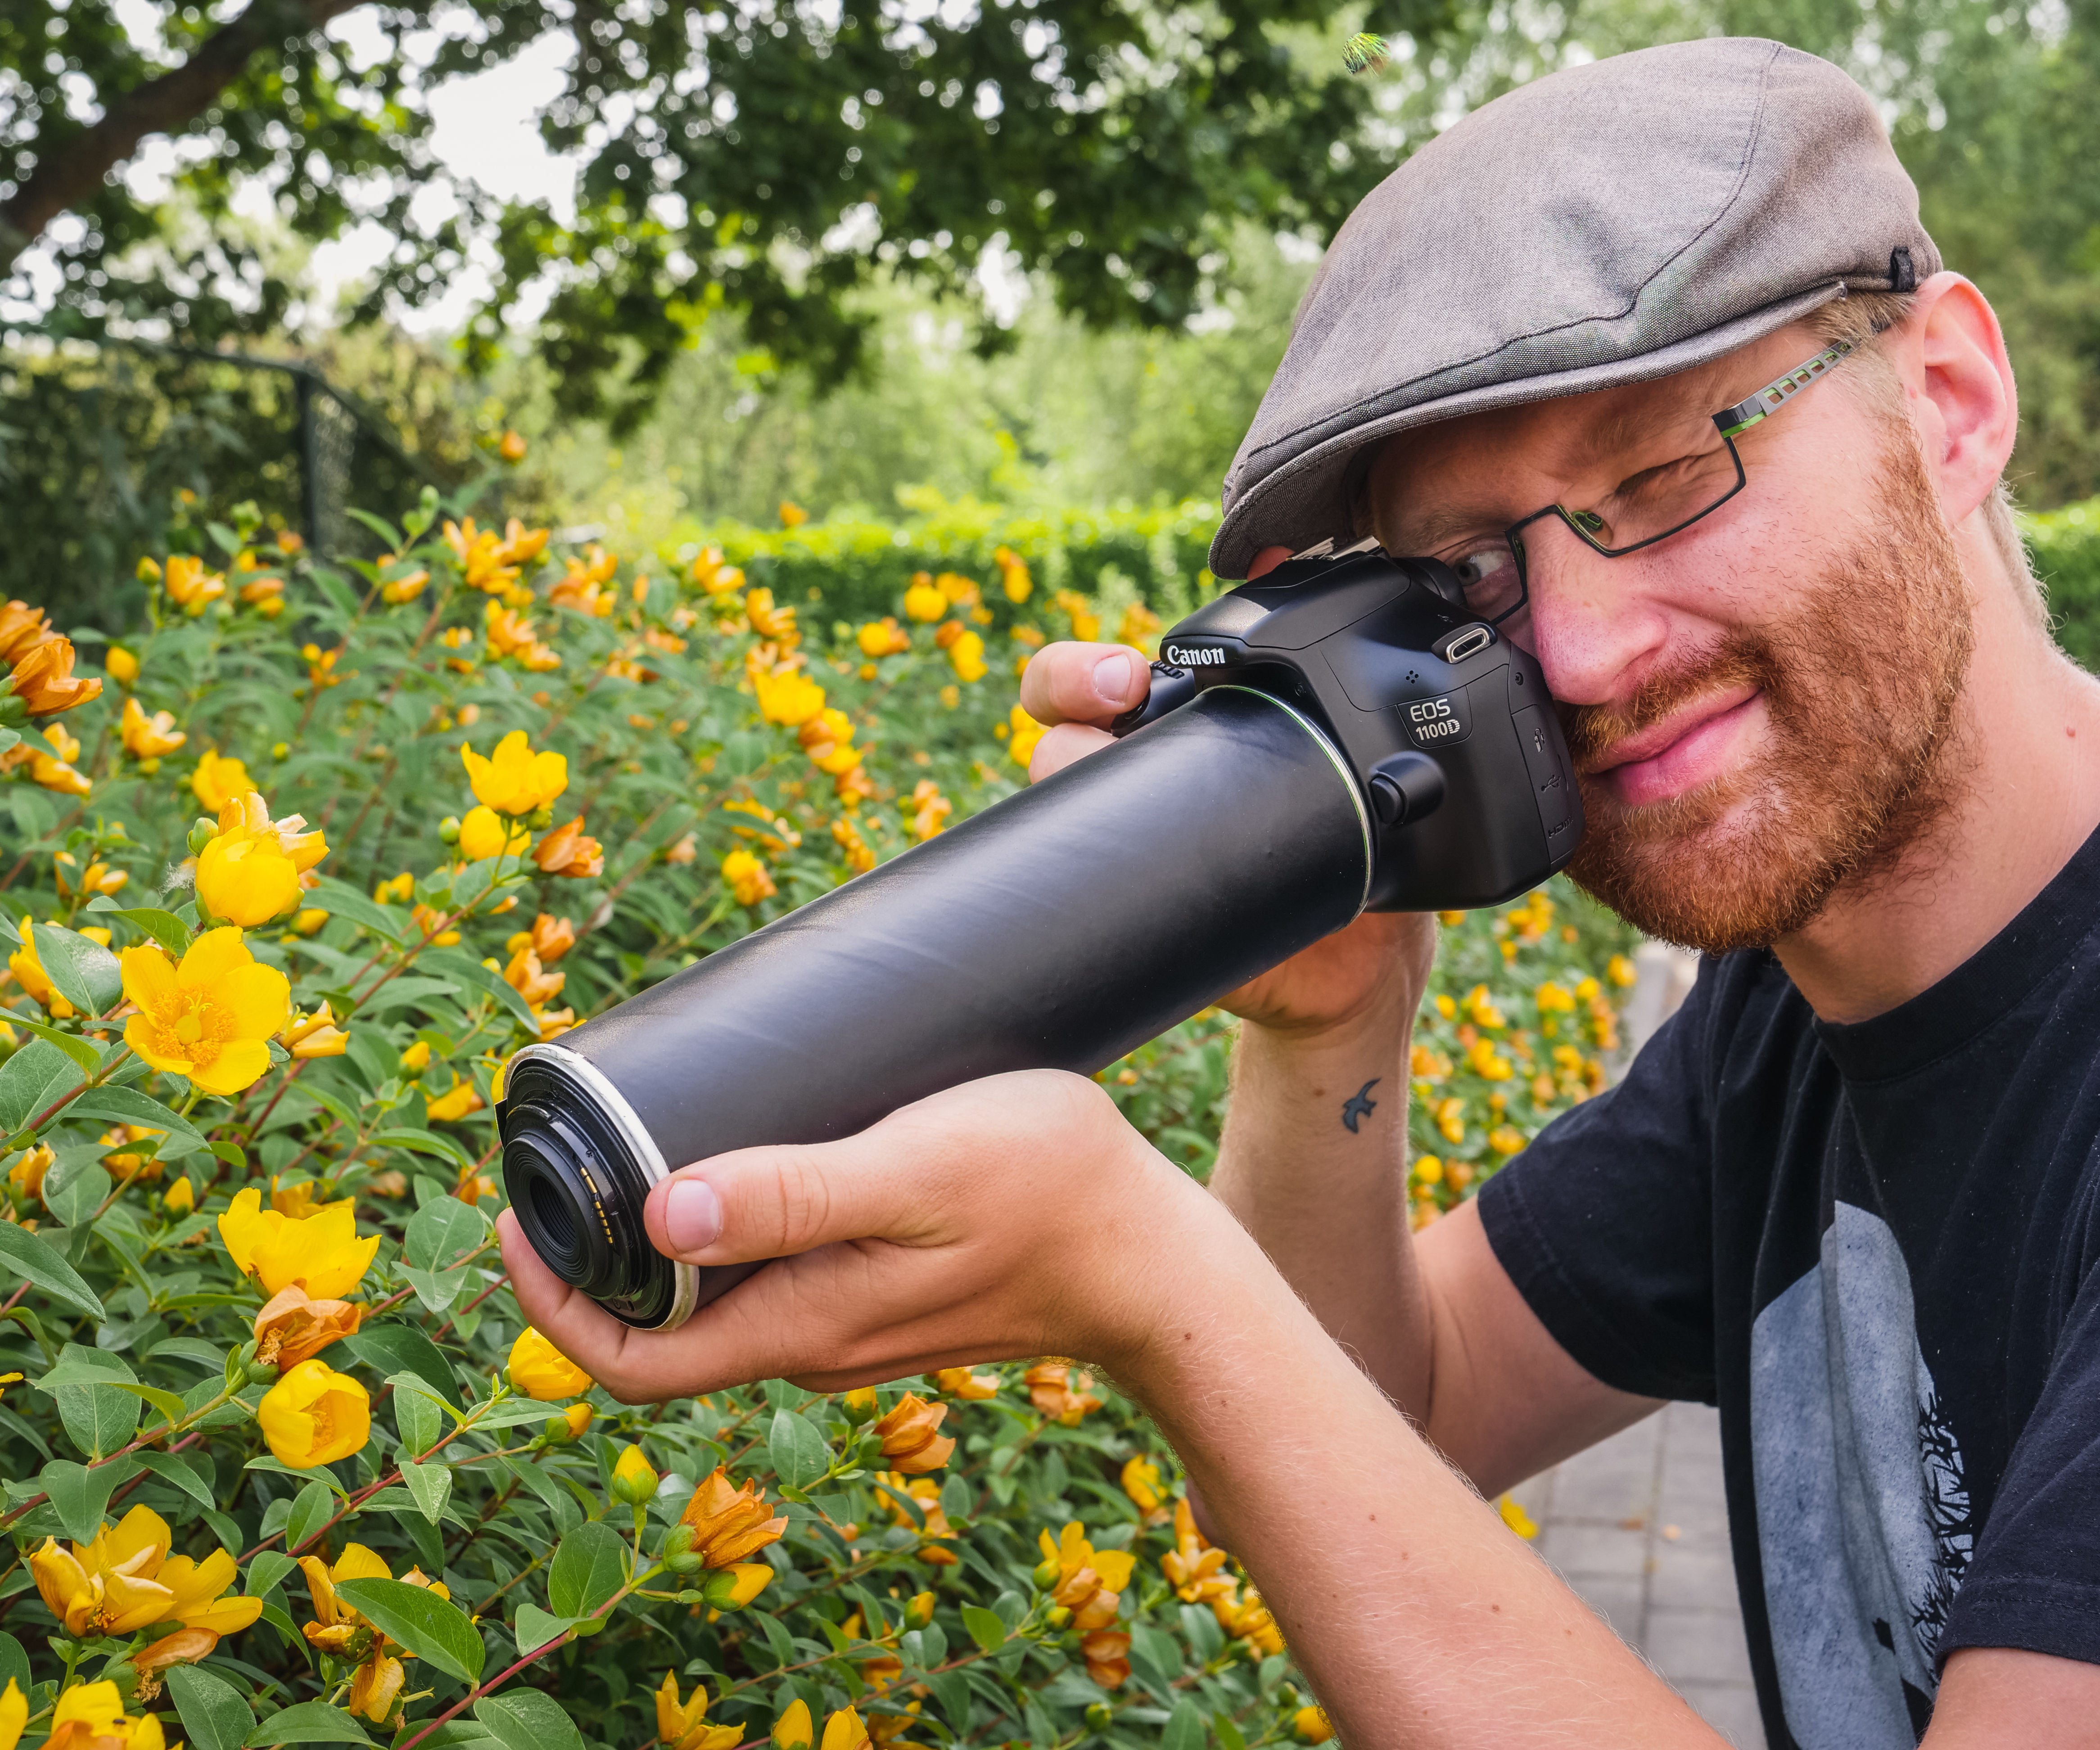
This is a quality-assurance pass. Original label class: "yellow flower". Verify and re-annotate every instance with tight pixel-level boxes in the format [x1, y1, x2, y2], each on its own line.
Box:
[508, 1327, 594, 1400]
[8, 1144, 53, 1199]
[374, 872, 415, 905]
[1120, 1455, 1164, 1512]
[258, 1359, 371, 1468]
[18, 723, 91, 794]
[774, 1699, 814, 1750]
[121, 927, 290, 1095]
[163, 1176, 195, 1214]
[779, 500, 809, 528]
[1117, 602, 1162, 649]
[500, 429, 528, 462]
[195, 792, 328, 927]
[31, 1506, 261, 1642]
[1007, 705, 1045, 768]
[856, 618, 910, 657]
[1498, 1493, 1539, 1538]
[754, 668, 826, 726]
[656, 1673, 746, 1750]
[902, 577, 946, 622]
[820, 1709, 870, 1750]
[119, 696, 185, 758]
[1037, 1520, 1134, 1630]
[1490, 1124, 1526, 1156]
[164, 554, 226, 614]
[872, 1392, 953, 1473]
[381, 568, 430, 605]
[190, 750, 256, 812]
[1054, 589, 1101, 642]
[217, 1186, 379, 1298]
[1412, 1154, 1445, 1186]
[461, 731, 569, 815]
[994, 546, 1032, 603]
[399, 1040, 431, 1075]
[425, 1077, 486, 1123]
[909, 780, 952, 843]
[43, 1680, 167, 1750]
[722, 850, 776, 907]
[944, 629, 987, 683]
[458, 805, 532, 860]
[610, 1443, 659, 1504]
[106, 646, 141, 686]
[281, 1002, 350, 1060]
[1293, 1705, 1334, 1743]
[9, 920, 76, 1018]
[299, 1544, 448, 1723]
[677, 1469, 789, 1566]
[745, 587, 799, 644]
[1608, 952, 1639, 988]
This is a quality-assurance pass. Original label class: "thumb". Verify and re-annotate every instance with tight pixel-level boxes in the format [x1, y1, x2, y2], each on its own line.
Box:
[642, 1128, 928, 1267]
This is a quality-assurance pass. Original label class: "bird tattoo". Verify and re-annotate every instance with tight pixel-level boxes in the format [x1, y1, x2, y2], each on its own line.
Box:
[1341, 1078, 1381, 1133]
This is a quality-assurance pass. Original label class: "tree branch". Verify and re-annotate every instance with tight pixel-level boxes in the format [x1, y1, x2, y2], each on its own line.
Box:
[0, 0, 369, 276]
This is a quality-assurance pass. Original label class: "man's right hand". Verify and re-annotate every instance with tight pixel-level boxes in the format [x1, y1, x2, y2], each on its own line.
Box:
[1017, 631, 1433, 1037]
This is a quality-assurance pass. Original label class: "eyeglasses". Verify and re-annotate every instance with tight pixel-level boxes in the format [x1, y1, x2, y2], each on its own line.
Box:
[1436, 339, 1855, 646]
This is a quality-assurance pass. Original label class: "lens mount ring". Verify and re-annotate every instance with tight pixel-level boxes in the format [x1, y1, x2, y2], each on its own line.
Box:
[1208, 686, 1374, 919]
[503, 1042, 700, 1332]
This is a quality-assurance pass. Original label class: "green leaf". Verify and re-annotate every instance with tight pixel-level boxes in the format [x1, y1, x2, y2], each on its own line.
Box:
[767, 1407, 830, 1490]
[101, 1380, 190, 1426]
[396, 1385, 442, 1457]
[7, 1017, 103, 1073]
[368, 1126, 473, 1170]
[36, 1344, 139, 1457]
[305, 877, 408, 942]
[42, 1155, 109, 1227]
[404, 1196, 486, 1271]
[0, 1221, 104, 1320]
[397, 1263, 467, 1313]
[509, 1603, 580, 1655]
[419, 947, 541, 1034]
[342, 1322, 464, 1409]
[399, 1458, 452, 1524]
[924, 1670, 971, 1733]
[1161, 1700, 1206, 1750]
[167, 1663, 260, 1750]
[332, 1577, 487, 1684]
[248, 1549, 299, 1597]
[284, 1478, 337, 1554]
[244, 1701, 376, 1747]
[1212, 1711, 1248, 1750]
[0, 1037, 85, 1132]
[95, 907, 193, 958]
[0, 1631, 28, 1697]
[39, 1456, 142, 1542]
[546, 1520, 628, 1617]
[31, 924, 123, 1017]
[68, 1086, 209, 1158]
[958, 1604, 1007, 1654]
[474, 1689, 585, 1750]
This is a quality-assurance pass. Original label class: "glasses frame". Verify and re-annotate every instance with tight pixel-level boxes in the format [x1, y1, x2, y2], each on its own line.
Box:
[1476, 338, 1856, 631]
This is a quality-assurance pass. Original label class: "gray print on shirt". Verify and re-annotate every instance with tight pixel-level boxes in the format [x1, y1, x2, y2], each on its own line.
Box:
[1748, 1202, 1975, 1748]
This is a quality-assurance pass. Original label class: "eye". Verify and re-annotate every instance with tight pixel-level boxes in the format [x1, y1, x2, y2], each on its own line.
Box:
[1449, 541, 1517, 593]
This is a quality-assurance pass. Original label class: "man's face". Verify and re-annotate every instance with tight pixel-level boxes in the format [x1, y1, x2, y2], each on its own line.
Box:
[1364, 326, 1975, 953]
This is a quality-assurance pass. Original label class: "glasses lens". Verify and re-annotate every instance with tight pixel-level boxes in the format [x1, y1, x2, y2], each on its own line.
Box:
[1560, 437, 1742, 552]
[1447, 537, 1526, 624]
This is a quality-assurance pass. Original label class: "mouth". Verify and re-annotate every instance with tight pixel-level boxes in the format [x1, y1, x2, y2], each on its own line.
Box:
[1584, 684, 1764, 810]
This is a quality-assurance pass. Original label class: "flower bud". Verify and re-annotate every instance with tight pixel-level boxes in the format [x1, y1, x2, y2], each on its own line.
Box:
[1085, 1705, 1114, 1733]
[1032, 1557, 1063, 1592]
[542, 1402, 592, 1445]
[528, 804, 555, 830]
[701, 1562, 774, 1610]
[239, 1338, 280, 1385]
[438, 816, 461, 845]
[272, 741, 290, 760]
[1046, 1606, 1071, 1629]
[187, 817, 218, 855]
[841, 1387, 879, 1425]
[905, 1591, 935, 1629]
[610, 1442, 658, 1504]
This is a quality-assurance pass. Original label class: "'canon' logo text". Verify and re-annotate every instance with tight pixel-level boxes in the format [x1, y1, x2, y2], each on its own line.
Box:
[1164, 645, 1228, 667]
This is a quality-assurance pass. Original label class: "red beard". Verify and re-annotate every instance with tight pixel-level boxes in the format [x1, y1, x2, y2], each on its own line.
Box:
[1561, 432, 1974, 954]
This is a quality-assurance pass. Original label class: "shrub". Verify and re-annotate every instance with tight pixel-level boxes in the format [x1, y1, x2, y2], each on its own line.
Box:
[2031, 496, 2100, 671]
[0, 484, 1632, 1750]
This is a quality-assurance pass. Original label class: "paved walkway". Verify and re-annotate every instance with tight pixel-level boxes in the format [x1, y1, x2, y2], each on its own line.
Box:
[1514, 1402, 1766, 1748]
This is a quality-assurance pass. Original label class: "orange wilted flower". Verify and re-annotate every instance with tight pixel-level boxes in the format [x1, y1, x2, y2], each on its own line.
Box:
[871, 1392, 953, 1473]
[533, 816, 604, 879]
[503, 943, 566, 1008]
[252, 1284, 362, 1368]
[908, 780, 952, 843]
[744, 587, 799, 644]
[1038, 1520, 1134, 1633]
[933, 1367, 999, 1400]
[119, 697, 186, 759]
[676, 1468, 788, 1567]
[1082, 1629, 1131, 1689]
[0, 600, 50, 659]
[163, 554, 226, 614]
[8, 635, 103, 715]
[1161, 1496, 1235, 1606]
[1024, 1361, 1104, 1425]
[873, 1472, 957, 1565]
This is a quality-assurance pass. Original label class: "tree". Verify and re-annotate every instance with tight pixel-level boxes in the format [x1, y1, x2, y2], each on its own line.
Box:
[1, 0, 1456, 427]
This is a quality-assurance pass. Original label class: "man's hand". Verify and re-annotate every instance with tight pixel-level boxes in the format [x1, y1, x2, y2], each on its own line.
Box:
[498, 1069, 1224, 1402]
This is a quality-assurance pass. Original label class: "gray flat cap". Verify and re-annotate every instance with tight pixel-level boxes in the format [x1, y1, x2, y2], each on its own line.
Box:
[1211, 37, 1938, 578]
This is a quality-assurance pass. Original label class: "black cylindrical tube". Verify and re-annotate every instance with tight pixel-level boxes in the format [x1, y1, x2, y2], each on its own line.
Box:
[500, 686, 1371, 1328]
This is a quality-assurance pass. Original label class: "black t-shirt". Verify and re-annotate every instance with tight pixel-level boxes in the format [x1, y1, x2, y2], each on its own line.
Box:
[1478, 823, 2100, 1750]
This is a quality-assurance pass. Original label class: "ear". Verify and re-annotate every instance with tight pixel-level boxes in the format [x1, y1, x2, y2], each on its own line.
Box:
[1883, 273, 2019, 523]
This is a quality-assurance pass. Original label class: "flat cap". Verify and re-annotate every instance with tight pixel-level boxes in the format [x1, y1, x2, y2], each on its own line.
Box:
[1211, 37, 1938, 578]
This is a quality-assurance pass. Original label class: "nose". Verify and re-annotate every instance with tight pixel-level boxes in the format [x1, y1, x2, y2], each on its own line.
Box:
[1521, 518, 1671, 708]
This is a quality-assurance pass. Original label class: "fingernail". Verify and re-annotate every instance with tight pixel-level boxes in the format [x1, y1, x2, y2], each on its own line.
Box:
[665, 1178, 723, 1253]
[1093, 652, 1134, 706]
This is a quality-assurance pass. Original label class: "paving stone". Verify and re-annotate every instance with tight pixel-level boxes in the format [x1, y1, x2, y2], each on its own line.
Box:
[1650, 1543, 1742, 1611]
[1641, 1608, 1758, 1686]
[1533, 1519, 1650, 1579]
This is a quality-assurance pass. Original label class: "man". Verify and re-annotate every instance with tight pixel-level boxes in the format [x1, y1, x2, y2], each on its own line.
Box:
[504, 38, 2100, 1748]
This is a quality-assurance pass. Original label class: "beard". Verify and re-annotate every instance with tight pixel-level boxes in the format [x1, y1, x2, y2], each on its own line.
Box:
[1561, 429, 1975, 955]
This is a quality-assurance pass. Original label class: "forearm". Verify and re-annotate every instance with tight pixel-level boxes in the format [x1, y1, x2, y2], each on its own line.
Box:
[1209, 985, 1430, 1407]
[1122, 1206, 1723, 1750]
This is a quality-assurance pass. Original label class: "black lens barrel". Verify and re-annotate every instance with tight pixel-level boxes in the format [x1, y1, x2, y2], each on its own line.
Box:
[501, 686, 1373, 1329]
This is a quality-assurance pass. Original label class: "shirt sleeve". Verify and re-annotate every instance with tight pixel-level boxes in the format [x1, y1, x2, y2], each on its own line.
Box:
[1475, 962, 1722, 1404]
[1940, 1207, 2100, 1667]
